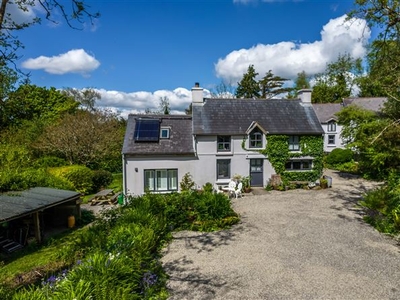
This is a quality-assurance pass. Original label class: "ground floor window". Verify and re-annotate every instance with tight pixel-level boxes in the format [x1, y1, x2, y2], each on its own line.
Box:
[285, 160, 312, 171]
[217, 159, 231, 179]
[144, 169, 178, 192]
[328, 135, 335, 145]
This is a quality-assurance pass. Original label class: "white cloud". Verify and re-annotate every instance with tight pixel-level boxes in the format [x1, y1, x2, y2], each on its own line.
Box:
[5, 1, 36, 25]
[215, 15, 370, 84]
[22, 49, 100, 75]
[94, 88, 211, 117]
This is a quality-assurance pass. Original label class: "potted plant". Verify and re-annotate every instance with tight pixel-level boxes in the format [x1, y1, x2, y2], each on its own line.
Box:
[320, 177, 328, 189]
[241, 176, 251, 193]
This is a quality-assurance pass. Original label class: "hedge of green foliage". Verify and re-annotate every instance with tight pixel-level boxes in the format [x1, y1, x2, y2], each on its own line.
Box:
[48, 166, 94, 195]
[262, 135, 324, 183]
[1, 191, 239, 299]
[360, 171, 400, 234]
[325, 148, 353, 166]
[0, 168, 74, 192]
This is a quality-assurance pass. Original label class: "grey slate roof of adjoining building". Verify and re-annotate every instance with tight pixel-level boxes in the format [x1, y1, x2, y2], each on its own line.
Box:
[343, 97, 386, 112]
[193, 98, 324, 135]
[0, 187, 80, 223]
[312, 103, 343, 123]
[122, 114, 195, 155]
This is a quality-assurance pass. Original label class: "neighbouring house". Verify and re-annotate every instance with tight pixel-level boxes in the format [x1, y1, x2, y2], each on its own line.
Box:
[313, 97, 387, 152]
[122, 84, 324, 196]
[312, 103, 344, 152]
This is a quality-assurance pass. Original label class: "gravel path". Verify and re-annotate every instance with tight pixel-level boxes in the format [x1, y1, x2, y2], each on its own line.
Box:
[161, 170, 400, 300]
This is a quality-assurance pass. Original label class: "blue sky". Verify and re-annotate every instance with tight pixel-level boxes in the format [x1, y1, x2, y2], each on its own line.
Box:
[9, 0, 372, 115]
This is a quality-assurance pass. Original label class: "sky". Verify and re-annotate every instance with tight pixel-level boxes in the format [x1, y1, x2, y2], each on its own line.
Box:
[8, 0, 374, 116]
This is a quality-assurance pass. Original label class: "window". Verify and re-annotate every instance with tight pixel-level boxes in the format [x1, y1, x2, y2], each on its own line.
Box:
[217, 136, 231, 152]
[327, 121, 336, 132]
[285, 160, 312, 170]
[289, 136, 300, 151]
[160, 127, 170, 139]
[134, 119, 160, 142]
[328, 135, 335, 145]
[144, 169, 178, 192]
[249, 128, 263, 148]
[217, 159, 231, 179]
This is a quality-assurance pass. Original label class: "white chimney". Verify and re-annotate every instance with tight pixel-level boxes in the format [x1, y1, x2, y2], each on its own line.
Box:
[192, 82, 204, 106]
[298, 89, 312, 104]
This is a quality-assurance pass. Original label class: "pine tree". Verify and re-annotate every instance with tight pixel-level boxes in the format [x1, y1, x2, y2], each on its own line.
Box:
[235, 65, 260, 98]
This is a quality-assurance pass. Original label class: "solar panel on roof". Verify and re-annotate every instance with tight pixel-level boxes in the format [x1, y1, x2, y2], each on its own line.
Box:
[134, 119, 160, 142]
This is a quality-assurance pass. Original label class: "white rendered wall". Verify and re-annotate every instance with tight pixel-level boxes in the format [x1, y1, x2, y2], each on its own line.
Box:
[322, 123, 345, 152]
[194, 135, 275, 188]
[123, 156, 196, 196]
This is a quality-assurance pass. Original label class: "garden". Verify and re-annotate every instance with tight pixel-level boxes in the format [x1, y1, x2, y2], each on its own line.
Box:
[0, 187, 239, 299]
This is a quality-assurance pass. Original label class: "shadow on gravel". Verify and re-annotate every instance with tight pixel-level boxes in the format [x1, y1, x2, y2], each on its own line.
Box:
[170, 223, 247, 254]
[163, 256, 230, 300]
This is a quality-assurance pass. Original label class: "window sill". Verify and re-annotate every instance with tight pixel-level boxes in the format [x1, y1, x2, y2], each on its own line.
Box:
[216, 152, 233, 156]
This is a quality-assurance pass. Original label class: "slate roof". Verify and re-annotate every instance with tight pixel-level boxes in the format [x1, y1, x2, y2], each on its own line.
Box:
[342, 97, 386, 112]
[0, 187, 80, 223]
[122, 114, 195, 155]
[193, 98, 324, 135]
[312, 103, 343, 123]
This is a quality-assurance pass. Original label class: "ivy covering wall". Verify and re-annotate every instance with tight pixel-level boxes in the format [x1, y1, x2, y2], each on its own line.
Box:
[261, 135, 324, 182]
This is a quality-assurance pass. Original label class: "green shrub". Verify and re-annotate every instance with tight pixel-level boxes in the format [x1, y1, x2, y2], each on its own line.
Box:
[33, 156, 67, 168]
[92, 170, 113, 192]
[326, 148, 353, 166]
[180, 172, 196, 191]
[49, 166, 94, 194]
[202, 182, 214, 193]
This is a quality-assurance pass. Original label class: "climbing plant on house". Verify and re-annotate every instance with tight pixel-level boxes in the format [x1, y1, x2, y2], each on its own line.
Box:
[262, 135, 324, 183]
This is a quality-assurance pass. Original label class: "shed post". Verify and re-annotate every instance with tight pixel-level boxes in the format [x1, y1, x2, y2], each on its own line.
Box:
[33, 212, 41, 244]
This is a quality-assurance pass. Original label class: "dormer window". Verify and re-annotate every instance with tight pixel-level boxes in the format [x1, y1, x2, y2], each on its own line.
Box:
[249, 128, 263, 148]
[160, 127, 170, 139]
[327, 121, 336, 132]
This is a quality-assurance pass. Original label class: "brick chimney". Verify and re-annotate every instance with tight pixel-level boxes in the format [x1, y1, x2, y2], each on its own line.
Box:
[298, 89, 312, 104]
[192, 82, 204, 106]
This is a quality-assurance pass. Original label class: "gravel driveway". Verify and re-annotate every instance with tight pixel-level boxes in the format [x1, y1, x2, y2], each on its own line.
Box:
[161, 170, 400, 300]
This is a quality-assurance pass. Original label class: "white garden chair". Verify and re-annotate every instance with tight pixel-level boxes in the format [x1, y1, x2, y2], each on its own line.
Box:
[235, 182, 243, 199]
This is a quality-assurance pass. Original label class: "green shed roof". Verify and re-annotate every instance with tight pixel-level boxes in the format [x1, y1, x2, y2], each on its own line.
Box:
[0, 187, 81, 223]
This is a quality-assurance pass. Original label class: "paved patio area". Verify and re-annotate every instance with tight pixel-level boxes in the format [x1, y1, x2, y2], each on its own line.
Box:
[161, 171, 400, 299]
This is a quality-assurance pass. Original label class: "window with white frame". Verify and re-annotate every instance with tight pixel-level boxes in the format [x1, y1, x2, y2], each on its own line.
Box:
[288, 136, 300, 151]
[217, 159, 231, 179]
[144, 169, 178, 192]
[327, 121, 336, 132]
[217, 136, 231, 152]
[285, 160, 312, 170]
[249, 128, 263, 148]
[160, 127, 170, 139]
[328, 135, 335, 145]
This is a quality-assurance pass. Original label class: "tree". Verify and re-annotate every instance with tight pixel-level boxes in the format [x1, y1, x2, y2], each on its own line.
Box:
[210, 81, 236, 98]
[3, 84, 79, 128]
[35, 110, 124, 170]
[159, 96, 170, 115]
[63, 87, 100, 112]
[287, 71, 310, 99]
[185, 103, 192, 115]
[0, 0, 99, 67]
[259, 70, 291, 99]
[235, 65, 260, 98]
[311, 54, 363, 103]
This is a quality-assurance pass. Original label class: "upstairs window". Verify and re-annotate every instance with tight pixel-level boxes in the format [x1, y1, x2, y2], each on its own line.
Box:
[327, 121, 336, 132]
[288, 136, 300, 151]
[217, 136, 231, 152]
[249, 128, 263, 148]
[134, 119, 160, 142]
